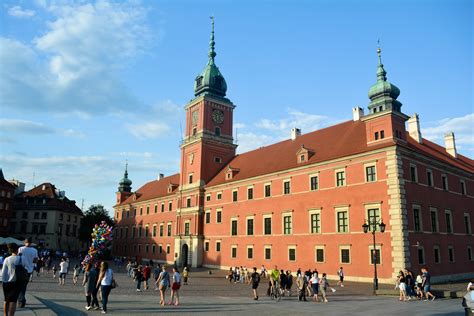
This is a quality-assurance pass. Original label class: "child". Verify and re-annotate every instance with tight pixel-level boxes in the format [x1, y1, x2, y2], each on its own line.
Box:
[52, 264, 58, 279]
[183, 267, 189, 285]
[73, 264, 81, 286]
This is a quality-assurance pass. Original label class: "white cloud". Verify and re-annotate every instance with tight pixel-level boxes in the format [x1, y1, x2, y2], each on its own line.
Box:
[422, 113, 474, 154]
[1, 1, 152, 116]
[127, 122, 171, 139]
[234, 123, 246, 129]
[236, 132, 277, 153]
[0, 119, 54, 134]
[8, 6, 36, 18]
[116, 152, 154, 159]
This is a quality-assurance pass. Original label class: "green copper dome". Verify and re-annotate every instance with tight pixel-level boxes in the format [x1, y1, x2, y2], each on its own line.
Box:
[118, 162, 132, 193]
[368, 47, 402, 114]
[194, 17, 227, 98]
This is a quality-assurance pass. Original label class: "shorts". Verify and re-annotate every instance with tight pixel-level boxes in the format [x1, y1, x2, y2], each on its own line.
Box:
[3, 282, 20, 302]
[171, 282, 180, 291]
[251, 282, 259, 290]
[423, 285, 431, 293]
[59, 273, 67, 279]
[339, 276, 344, 282]
[399, 282, 406, 291]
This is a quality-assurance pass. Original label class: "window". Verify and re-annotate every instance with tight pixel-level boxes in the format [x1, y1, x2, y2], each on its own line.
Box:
[138, 245, 141, 254]
[264, 246, 272, 260]
[159, 224, 164, 237]
[58, 213, 62, 220]
[310, 175, 319, 191]
[231, 219, 238, 236]
[264, 184, 271, 197]
[140, 207, 143, 215]
[215, 127, 221, 136]
[184, 222, 190, 236]
[380, 130, 385, 139]
[247, 187, 253, 200]
[464, 213, 472, 234]
[310, 211, 321, 234]
[231, 246, 237, 258]
[215, 157, 222, 163]
[426, 170, 433, 187]
[410, 165, 418, 182]
[217, 192, 222, 200]
[300, 155, 305, 162]
[264, 217, 272, 235]
[166, 245, 170, 254]
[145, 244, 149, 254]
[216, 241, 221, 252]
[468, 247, 473, 261]
[132, 226, 136, 238]
[146, 206, 150, 214]
[126, 210, 130, 218]
[167, 223, 172, 236]
[125, 227, 129, 238]
[315, 247, 324, 263]
[34, 212, 39, 219]
[418, 247, 425, 265]
[283, 181, 291, 195]
[336, 170, 345, 187]
[204, 241, 209, 252]
[375, 131, 379, 140]
[153, 225, 157, 237]
[138, 225, 142, 237]
[340, 248, 350, 264]
[32, 224, 38, 234]
[168, 202, 172, 211]
[206, 194, 211, 201]
[159, 245, 163, 253]
[337, 210, 349, 233]
[433, 246, 441, 264]
[205, 211, 211, 224]
[154, 204, 158, 213]
[448, 246, 455, 263]
[232, 190, 238, 202]
[370, 249, 381, 265]
[413, 206, 422, 232]
[288, 247, 296, 261]
[442, 174, 448, 190]
[161, 204, 165, 212]
[247, 218, 254, 235]
[430, 209, 438, 233]
[145, 225, 149, 237]
[216, 210, 222, 223]
[186, 197, 191, 208]
[283, 215, 292, 235]
[188, 174, 193, 184]
[247, 246, 253, 259]
[367, 208, 380, 231]
[39, 224, 46, 234]
[461, 180, 466, 195]
[445, 210, 453, 233]
[365, 165, 376, 182]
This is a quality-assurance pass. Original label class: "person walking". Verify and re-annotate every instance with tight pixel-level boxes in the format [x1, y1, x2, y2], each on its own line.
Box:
[250, 267, 260, 300]
[421, 268, 436, 301]
[73, 264, 81, 286]
[310, 272, 320, 302]
[90, 262, 101, 310]
[296, 273, 307, 302]
[286, 271, 293, 297]
[83, 263, 99, 310]
[397, 270, 407, 301]
[337, 267, 344, 287]
[170, 267, 181, 306]
[97, 261, 114, 314]
[17, 238, 38, 308]
[2, 243, 22, 316]
[182, 267, 189, 285]
[58, 257, 69, 286]
[319, 273, 330, 303]
[143, 264, 151, 290]
[135, 266, 143, 292]
[156, 265, 170, 306]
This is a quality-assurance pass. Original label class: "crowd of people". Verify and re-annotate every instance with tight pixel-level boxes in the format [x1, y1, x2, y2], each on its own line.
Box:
[396, 268, 436, 302]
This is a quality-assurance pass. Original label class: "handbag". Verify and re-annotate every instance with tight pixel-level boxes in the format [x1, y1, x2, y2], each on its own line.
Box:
[111, 279, 118, 289]
[15, 256, 29, 284]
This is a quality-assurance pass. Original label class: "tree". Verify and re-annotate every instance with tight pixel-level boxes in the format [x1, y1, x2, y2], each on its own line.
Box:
[79, 204, 114, 243]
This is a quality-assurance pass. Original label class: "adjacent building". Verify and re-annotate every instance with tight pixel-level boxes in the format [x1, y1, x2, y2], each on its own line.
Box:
[10, 182, 84, 251]
[0, 169, 16, 237]
[113, 23, 473, 283]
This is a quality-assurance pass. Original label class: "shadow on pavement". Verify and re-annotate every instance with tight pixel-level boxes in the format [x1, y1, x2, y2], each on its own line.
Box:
[34, 295, 87, 316]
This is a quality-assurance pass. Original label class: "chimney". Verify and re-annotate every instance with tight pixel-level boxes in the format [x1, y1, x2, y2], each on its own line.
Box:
[407, 113, 422, 143]
[158, 173, 164, 180]
[291, 128, 301, 140]
[444, 132, 457, 158]
[352, 107, 364, 121]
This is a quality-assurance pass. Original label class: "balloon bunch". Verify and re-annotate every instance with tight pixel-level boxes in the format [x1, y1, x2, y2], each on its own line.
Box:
[82, 221, 113, 268]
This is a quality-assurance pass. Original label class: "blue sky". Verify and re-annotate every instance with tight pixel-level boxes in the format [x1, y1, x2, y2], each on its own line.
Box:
[0, 0, 472, 213]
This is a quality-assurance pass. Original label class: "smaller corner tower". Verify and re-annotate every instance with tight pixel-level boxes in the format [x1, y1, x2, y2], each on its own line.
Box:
[116, 161, 132, 205]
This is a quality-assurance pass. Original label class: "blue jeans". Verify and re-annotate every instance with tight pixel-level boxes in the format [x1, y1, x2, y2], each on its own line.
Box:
[136, 279, 142, 290]
[17, 273, 31, 305]
[101, 285, 112, 312]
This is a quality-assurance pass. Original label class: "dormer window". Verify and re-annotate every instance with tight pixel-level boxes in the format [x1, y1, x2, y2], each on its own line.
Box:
[225, 166, 240, 180]
[300, 155, 305, 162]
[296, 144, 314, 164]
[196, 76, 203, 87]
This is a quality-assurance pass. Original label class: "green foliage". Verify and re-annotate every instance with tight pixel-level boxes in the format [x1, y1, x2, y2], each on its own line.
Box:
[79, 204, 114, 242]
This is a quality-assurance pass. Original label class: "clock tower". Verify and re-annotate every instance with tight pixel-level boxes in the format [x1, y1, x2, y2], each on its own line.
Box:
[180, 17, 237, 188]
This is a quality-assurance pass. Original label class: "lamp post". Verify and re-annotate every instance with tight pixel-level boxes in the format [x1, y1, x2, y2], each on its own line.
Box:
[362, 218, 386, 294]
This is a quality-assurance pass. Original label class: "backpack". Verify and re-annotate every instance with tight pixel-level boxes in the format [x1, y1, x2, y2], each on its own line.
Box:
[252, 273, 260, 284]
[15, 256, 29, 284]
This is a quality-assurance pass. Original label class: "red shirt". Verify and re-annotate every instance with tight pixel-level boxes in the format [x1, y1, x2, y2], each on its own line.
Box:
[143, 266, 151, 279]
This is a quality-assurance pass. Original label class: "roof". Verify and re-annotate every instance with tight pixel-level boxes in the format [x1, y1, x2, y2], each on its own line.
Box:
[405, 136, 474, 174]
[207, 120, 394, 187]
[0, 169, 15, 189]
[22, 183, 58, 198]
[119, 173, 180, 206]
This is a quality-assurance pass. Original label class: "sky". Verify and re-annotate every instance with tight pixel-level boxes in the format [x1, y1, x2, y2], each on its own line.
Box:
[0, 0, 472, 214]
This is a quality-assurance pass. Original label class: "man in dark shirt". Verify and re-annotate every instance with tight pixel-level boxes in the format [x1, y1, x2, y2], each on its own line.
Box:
[250, 267, 260, 300]
[421, 268, 436, 301]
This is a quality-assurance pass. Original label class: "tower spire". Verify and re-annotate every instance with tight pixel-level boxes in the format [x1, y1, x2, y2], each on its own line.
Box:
[208, 16, 216, 64]
[376, 42, 387, 82]
[124, 160, 128, 178]
[118, 160, 132, 193]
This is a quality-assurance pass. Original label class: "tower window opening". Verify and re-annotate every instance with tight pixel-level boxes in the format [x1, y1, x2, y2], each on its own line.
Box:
[196, 77, 203, 87]
[378, 106, 383, 112]
[375, 132, 379, 140]
[192, 127, 197, 136]
[215, 127, 221, 136]
[215, 157, 222, 163]
[380, 130, 385, 139]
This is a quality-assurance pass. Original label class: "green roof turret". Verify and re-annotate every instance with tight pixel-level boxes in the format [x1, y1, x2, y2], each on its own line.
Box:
[368, 46, 402, 114]
[194, 17, 228, 98]
[118, 161, 132, 193]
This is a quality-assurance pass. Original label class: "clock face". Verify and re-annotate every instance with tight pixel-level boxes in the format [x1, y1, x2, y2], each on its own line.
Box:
[212, 109, 224, 124]
[192, 110, 199, 125]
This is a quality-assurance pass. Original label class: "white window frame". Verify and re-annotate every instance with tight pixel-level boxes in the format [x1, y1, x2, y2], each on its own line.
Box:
[412, 204, 423, 232]
[467, 246, 473, 261]
[335, 206, 350, 233]
[460, 179, 467, 195]
[216, 191, 223, 200]
[309, 172, 319, 191]
[339, 245, 351, 264]
[445, 209, 453, 234]
[264, 182, 272, 198]
[426, 169, 433, 187]
[433, 245, 441, 264]
[216, 208, 222, 224]
[464, 213, 472, 235]
[204, 240, 210, 252]
[410, 164, 418, 183]
[263, 214, 272, 235]
[308, 209, 322, 234]
[430, 207, 439, 233]
[364, 203, 382, 232]
[205, 210, 211, 224]
[247, 185, 254, 200]
[246, 216, 255, 236]
[335, 168, 346, 187]
[215, 240, 221, 252]
[364, 162, 377, 183]
[283, 178, 291, 195]
[247, 245, 254, 259]
[448, 245, 455, 263]
[441, 174, 449, 190]
[230, 217, 238, 236]
[288, 245, 297, 262]
[232, 189, 238, 202]
[282, 211, 293, 235]
[368, 244, 382, 265]
[264, 245, 272, 261]
[231, 245, 237, 259]
[417, 246, 425, 265]
[315, 245, 325, 263]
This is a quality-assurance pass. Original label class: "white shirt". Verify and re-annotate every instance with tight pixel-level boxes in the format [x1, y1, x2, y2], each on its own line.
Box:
[1, 255, 20, 283]
[18, 246, 38, 273]
[173, 272, 181, 283]
[310, 275, 319, 285]
[101, 268, 113, 286]
[60, 261, 69, 273]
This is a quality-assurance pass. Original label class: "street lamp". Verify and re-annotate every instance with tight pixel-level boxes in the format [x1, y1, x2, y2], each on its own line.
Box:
[362, 218, 386, 294]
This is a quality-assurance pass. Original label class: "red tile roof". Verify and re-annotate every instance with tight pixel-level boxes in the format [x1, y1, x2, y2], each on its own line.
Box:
[22, 183, 58, 198]
[120, 173, 180, 206]
[207, 120, 393, 187]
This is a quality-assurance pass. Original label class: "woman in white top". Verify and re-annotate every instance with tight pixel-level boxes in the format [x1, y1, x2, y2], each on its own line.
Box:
[59, 257, 69, 285]
[170, 267, 181, 306]
[96, 262, 113, 314]
[2, 243, 21, 316]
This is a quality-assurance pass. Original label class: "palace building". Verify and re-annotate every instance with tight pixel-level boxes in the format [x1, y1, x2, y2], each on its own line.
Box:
[113, 21, 474, 283]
